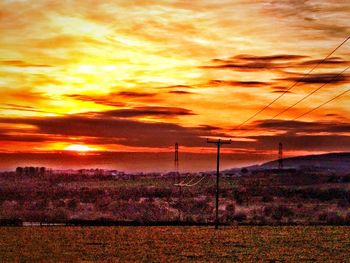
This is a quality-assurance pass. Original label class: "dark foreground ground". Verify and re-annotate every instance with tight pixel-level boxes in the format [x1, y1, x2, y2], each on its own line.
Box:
[0, 226, 349, 262]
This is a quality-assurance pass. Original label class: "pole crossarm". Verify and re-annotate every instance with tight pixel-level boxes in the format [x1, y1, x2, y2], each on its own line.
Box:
[207, 138, 232, 145]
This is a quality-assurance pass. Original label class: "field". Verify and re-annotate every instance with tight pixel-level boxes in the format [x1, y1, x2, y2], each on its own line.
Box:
[1, 170, 350, 225]
[1, 226, 349, 262]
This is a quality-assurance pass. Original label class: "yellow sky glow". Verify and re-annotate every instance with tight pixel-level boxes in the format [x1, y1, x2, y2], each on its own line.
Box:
[0, 0, 349, 163]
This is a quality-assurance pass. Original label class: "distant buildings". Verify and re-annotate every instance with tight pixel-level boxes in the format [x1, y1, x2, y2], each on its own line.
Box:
[16, 166, 46, 176]
[14, 167, 128, 178]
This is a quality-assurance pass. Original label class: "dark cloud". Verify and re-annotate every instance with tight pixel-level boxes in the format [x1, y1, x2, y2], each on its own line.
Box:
[159, 84, 193, 89]
[197, 125, 222, 131]
[115, 91, 157, 98]
[250, 134, 350, 152]
[203, 61, 274, 71]
[94, 106, 195, 118]
[209, 79, 271, 88]
[0, 110, 224, 148]
[232, 54, 308, 62]
[325, 113, 339, 117]
[66, 94, 125, 107]
[225, 132, 350, 153]
[270, 86, 293, 94]
[161, 85, 195, 95]
[297, 57, 349, 67]
[203, 53, 349, 74]
[67, 91, 159, 107]
[278, 72, 349, 84]
[202, 54, 307, 72]
[253, 119, 350, 134]
[168, 90, 193, 95]
[0, 133, 50, 143]
[1, 115, 349, 161]
[225, 119, 350, 152]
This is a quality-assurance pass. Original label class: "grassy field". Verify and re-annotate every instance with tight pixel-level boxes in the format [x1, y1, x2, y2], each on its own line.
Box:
[0, 226, 349, 262]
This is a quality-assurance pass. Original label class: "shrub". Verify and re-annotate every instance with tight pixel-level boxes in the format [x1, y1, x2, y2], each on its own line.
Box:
[271, 205, 294, 220]
[337, 199, 349, 209]
[224, 204, 236, 223]
[261, 194, 273, 203]
[226, 203, 236, 215]
[345, 212, 350, 224]
[232, 212, 247, 222]
[319, 212, 345, 225]
[263, 206, 273, 217]
[67, 199, 78, 210]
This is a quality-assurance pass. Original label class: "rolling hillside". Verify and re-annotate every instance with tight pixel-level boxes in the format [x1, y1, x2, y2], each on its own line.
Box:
[260, 152, 350, 172]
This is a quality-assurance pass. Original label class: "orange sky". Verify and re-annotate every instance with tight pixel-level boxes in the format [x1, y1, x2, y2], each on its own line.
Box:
[0, 0, 349, 171]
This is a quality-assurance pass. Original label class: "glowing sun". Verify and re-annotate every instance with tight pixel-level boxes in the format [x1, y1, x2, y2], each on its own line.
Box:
[64, 144, 95, 152]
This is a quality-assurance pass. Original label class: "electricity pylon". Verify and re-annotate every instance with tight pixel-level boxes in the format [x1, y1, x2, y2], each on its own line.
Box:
[278, 142, 283, 169]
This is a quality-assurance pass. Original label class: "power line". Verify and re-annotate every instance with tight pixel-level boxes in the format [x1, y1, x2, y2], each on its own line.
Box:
[175, 176, 197, 186]
[293, 86, 350, 121]
[235, 85, 350, 137]
[236, 83, 350, 137]
[270, 66, 350, 120]
[175, 174, 209, 187]
[233, 36, 350, 130]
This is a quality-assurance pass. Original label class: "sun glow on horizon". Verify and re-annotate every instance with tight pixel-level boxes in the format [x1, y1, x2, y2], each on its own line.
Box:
[0, 0, 349, 171]
[64, 144, 97, 152]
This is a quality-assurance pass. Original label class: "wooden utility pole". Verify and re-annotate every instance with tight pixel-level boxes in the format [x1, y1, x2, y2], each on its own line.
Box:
[207, 138, 231, 229]
[175, 142, 179, 181]
[175, 142, 182, 220]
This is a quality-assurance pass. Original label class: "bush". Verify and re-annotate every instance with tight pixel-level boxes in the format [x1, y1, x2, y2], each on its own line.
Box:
[264, 205, 294, 220]
[345, 212, 350, 224]
[271, 205, 294, 220]
[263, 206, 273, 217]
[261, 194, 273, 203]
[337, 199, 349, 209]
[226, 203, 236, 215]
[233, 187, 247, 205]
[319, 212, 345, 225]
[232, 212, 247, 222]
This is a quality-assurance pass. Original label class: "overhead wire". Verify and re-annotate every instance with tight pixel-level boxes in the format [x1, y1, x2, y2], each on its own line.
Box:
[175, 174, 209, 187]
[172, 37, 350, 190]
[183, 175, 208, 187]
[293, 86, 350, 121]
[175, 176, 197, 186]
[270, 65, 350, 120]
[233, 36, 350, 130]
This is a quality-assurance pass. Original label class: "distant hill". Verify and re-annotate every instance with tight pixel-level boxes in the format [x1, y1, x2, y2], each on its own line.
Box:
[259, 152, 350, 172]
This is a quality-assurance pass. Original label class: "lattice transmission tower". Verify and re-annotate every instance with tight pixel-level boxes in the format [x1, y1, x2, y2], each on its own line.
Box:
[278, 142, 283, 169]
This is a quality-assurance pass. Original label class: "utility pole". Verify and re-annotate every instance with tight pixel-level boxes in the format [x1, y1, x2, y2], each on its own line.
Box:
[175, 142, 179, 178]
[175, 142, 182, 220]
[207, 138, 231, 229]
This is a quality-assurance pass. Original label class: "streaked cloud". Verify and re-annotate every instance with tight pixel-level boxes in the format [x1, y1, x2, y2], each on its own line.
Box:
[0, 0, 349, 170]
[278, 72, 349, 85]
[209, 79, 271, 88]
[95, 107, 195, 118]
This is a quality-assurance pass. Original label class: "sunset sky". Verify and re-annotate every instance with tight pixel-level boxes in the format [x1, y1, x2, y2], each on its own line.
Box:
[0, 0, 349, 172]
